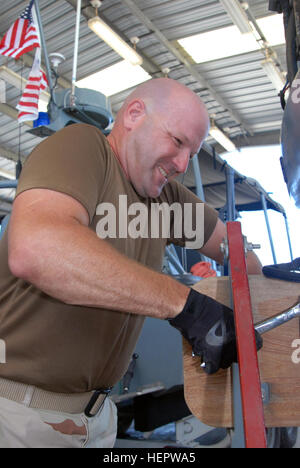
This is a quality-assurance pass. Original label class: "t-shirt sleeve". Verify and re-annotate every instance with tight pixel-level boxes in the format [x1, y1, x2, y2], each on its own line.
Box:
[16, 124, 108, 224]
[162, 180, 219, 249]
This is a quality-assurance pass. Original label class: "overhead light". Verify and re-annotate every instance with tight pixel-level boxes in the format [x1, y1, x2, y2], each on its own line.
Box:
[88, 16, 143, 66]
[261, 58, 286, 92]
[178, 14, 285, 64]
[219, 0, 253, 34]
[258, 15, 285, 46]
[178, 25, 258, 63]
[209, 124, 237, 152]
[76, 60, 150, 96]
[0, 66, 50, 110]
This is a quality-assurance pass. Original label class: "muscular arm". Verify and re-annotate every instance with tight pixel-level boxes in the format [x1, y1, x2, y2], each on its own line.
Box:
[199, 218, 262, 274]
[8, 189, 261, 323]
[8, 189, 190, 320]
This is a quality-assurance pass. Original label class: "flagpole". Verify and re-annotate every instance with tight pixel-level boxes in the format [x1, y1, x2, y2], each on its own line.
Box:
[33, 0, 56, 105]
[70, 0, 82, 108]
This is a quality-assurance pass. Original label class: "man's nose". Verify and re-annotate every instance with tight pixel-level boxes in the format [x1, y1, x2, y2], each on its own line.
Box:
[173, 149, 190, 174]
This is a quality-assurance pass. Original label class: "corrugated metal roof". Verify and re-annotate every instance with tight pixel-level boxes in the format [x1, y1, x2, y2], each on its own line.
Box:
[0, 0, 290, 215]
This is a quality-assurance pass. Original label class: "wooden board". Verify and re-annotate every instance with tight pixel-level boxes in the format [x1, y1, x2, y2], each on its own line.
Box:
[183, 275, 300, 428]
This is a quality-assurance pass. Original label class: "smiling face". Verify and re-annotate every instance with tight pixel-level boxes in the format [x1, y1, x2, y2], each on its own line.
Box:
[108, 78, 210, 198]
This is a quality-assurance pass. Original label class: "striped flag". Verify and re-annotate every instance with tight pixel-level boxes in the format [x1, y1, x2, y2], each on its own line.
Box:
[0, 0, 40, 59]
[16, 47, 48, 123]
[0, 0, 48, 123]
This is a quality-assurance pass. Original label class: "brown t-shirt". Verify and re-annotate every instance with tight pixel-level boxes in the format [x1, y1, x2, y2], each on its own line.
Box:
[0, 124, 218, 393]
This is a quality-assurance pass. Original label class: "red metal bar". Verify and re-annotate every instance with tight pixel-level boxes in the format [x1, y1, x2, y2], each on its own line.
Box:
[227, 222, 267, 448]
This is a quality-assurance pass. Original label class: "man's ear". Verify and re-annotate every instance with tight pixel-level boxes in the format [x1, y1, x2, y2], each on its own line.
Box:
[123, 99, 146, 130]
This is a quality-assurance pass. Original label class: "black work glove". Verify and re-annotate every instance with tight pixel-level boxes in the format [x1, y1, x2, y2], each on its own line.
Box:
[168, 289, 263, 375]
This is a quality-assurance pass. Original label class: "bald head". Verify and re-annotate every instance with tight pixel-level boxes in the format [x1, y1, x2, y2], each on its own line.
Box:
[107, 78, 210, 198]
[114, 78, 209, 136]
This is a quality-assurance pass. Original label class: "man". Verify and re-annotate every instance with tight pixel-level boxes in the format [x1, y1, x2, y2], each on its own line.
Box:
[0, 78, 262, 448]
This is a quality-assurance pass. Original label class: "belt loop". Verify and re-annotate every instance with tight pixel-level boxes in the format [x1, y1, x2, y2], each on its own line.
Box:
[22, 385, 35, 407]
[84, 388, 112, 418]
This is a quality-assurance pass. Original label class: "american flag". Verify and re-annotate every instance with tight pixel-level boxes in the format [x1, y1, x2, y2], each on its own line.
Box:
[0, 0, 48, 123]
[0, 0, 40, 58]
[16, 47, 48, 123]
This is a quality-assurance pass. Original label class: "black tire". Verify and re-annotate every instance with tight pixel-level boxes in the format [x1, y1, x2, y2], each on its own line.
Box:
[280, 427, 298, 448]
[266, 428, 281, 448]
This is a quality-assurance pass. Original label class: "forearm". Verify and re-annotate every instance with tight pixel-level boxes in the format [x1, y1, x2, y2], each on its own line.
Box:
[9, 219, 189, 320]
[199, 219, 262, 275]
[246, 251, 262, 275]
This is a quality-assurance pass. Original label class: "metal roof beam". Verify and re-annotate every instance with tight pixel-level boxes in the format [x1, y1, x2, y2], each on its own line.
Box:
[211, 129, 281, 154]
[122, 0, 251, 134]
[0, 103, 32, 128]
[0, 145, 21, 164]
[0, 200, 13, 215]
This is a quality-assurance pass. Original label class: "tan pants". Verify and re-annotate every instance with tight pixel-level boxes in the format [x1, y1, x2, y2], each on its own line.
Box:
[0, 395, 117, 448]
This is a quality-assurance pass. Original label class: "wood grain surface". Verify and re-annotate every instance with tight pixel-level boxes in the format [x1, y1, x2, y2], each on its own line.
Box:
[183, 275, 300, 428]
